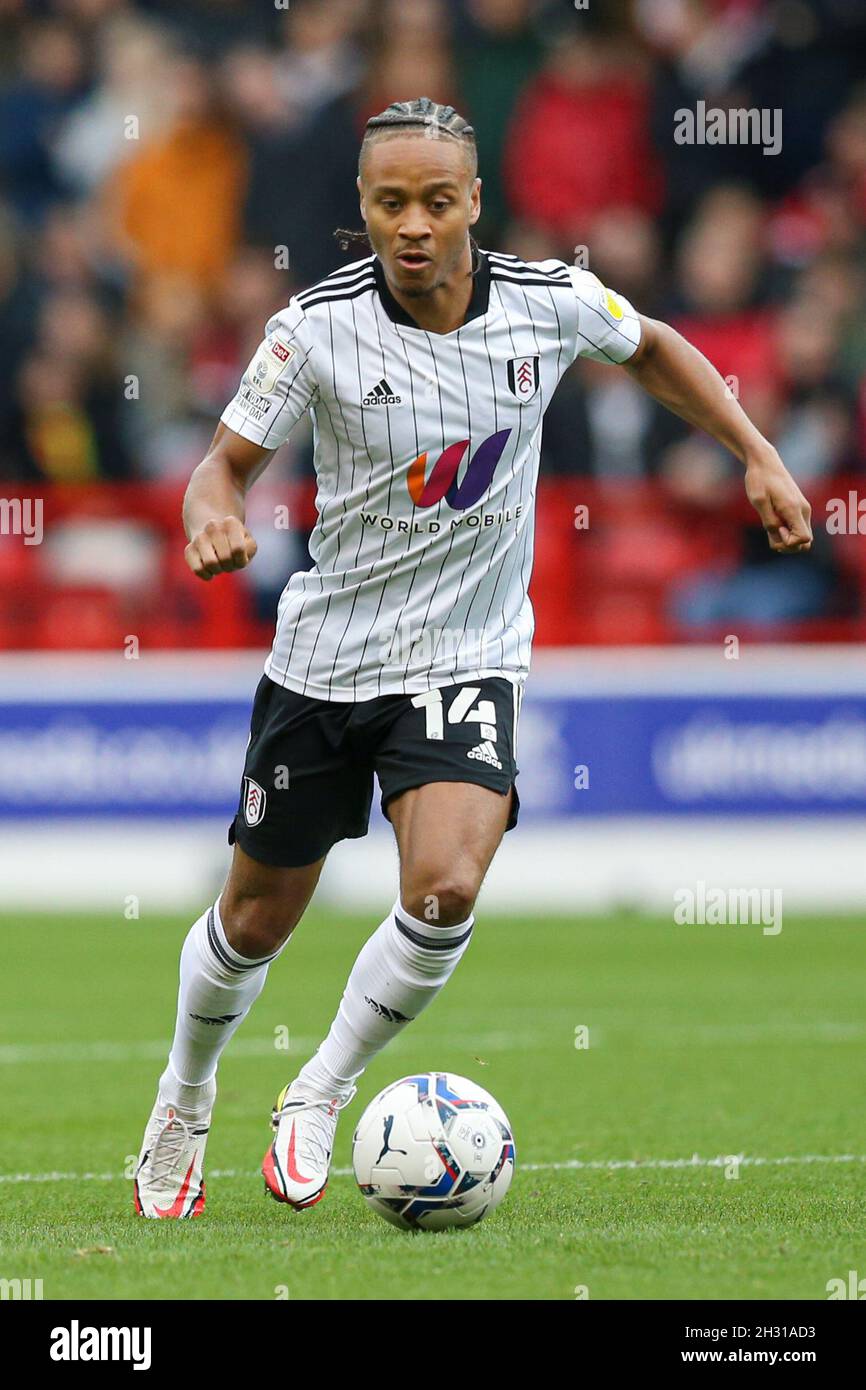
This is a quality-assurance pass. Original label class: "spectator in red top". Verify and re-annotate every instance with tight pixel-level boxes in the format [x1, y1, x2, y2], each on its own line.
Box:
[502, 18, 663, 248]
[670, 186, 778, 404]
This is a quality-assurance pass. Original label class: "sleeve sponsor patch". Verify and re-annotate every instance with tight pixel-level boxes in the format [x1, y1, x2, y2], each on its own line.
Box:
[245, 335, 296, 395]
[237, 382, 273, 423]
[567, 264, 641, 364]
[601, 287, 625, 322]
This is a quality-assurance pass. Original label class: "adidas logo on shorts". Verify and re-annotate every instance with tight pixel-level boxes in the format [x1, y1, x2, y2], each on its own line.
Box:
[467, 740, 502, 770]
[362, 377, 402, 406]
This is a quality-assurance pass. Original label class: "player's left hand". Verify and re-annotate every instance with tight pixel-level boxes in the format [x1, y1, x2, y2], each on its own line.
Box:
[744, 452, 812, 554]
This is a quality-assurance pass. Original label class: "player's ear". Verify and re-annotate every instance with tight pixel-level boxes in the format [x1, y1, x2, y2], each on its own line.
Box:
[468, 177, 481, 226]
[357, 175, 365, 219]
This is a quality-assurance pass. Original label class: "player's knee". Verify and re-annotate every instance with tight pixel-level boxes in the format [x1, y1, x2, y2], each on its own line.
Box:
[220, 891, 297, 958]
[402, 874, 477, 927]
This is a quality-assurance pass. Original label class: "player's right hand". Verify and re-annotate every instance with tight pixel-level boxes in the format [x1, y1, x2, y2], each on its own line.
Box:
[184, 517, 258, 581]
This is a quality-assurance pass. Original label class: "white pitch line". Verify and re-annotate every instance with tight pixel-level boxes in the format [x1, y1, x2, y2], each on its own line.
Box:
[3, 1020, 864, 1065]
[0, 1033, 540, 1065]
[2, 1154, 865, 1186]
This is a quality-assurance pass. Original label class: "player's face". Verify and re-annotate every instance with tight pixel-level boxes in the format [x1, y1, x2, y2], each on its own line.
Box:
[358, 135, 481, 296]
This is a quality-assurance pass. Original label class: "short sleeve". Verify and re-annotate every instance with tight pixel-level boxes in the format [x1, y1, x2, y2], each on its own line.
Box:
[567, 266, 642, 365]
[220, 300, 319, 449]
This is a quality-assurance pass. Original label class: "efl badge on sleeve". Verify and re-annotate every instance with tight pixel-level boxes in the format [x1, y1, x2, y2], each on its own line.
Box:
[247, 335, 295, 395]
[243, 777, 266, 827]
[506, 356, 540, 402]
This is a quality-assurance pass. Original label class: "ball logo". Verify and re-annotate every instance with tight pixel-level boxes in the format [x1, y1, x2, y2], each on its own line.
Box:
[243, 777, 266, 827]
[407, 428, 511, 510]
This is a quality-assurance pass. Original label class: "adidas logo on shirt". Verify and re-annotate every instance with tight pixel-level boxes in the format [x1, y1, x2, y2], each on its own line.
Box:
[362, 378, 402, 406]
[467, 740, 502, 770]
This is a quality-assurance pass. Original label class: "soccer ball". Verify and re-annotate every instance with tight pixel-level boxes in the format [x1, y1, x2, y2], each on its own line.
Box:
[352, 1072, 515, 1231]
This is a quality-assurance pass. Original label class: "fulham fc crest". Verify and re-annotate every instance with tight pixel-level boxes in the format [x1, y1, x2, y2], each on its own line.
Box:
[243, 777, 266, 827]
[506, 356, 540, 401]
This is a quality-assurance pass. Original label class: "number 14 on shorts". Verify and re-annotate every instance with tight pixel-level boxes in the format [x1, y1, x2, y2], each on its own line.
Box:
[411, 687, 497, 742]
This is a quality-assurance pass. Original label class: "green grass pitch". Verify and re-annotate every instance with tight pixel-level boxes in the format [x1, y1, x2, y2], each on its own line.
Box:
[1, 906, 864, 1300]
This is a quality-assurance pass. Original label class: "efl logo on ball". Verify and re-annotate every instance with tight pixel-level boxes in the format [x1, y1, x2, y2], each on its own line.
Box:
[352, 1072, 515, 1231]
[243, 777, 266, 827]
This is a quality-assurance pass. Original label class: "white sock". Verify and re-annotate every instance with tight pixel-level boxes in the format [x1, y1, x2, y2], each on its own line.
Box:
[296, 899, 474, 1098]
[160, 896, 285, 1116]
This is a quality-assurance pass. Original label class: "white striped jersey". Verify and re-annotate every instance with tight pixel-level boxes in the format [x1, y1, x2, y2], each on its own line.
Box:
[220, 248, 641, 701]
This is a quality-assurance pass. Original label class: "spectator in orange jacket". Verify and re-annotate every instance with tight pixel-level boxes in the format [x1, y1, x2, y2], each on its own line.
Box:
[106, 50, 247, 293]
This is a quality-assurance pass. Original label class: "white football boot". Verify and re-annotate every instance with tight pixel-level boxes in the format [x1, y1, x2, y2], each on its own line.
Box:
[262, 1079, 356, 1210]
[133, 1084, 214, 1219]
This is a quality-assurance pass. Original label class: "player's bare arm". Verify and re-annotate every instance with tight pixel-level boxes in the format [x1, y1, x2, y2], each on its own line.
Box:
[625, 317, 813, 554]
[182, 423, 269, 580]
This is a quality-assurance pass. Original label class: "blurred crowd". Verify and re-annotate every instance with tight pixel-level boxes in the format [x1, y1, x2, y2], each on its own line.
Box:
[1, 0, 866, 636]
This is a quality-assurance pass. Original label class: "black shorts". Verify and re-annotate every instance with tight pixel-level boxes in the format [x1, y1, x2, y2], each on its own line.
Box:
[228, 673, 522, 868]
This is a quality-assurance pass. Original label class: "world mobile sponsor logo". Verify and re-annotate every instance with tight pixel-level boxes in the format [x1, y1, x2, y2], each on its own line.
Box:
[407, 429, 512, 509]
[360, 504, 523, 534]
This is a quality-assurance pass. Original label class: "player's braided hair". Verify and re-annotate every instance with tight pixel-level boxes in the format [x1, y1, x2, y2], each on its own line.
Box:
[362, 97, 476, 163]
[334, 97, 481, 275]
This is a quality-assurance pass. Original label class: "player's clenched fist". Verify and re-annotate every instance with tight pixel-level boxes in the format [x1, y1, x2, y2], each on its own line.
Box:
[744, 452, 813, 555]
[185, 516, 258, 581]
